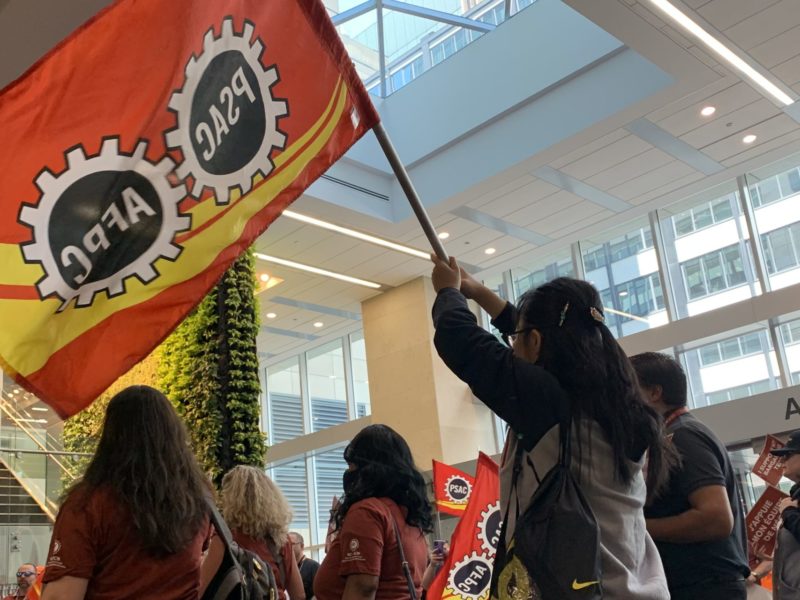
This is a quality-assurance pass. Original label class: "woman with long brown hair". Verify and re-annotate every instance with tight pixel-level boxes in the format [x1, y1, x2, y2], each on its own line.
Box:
[41, 385, 211, 600]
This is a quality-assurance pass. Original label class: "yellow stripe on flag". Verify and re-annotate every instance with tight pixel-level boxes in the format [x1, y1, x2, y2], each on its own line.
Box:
[0, 81, 350, 377]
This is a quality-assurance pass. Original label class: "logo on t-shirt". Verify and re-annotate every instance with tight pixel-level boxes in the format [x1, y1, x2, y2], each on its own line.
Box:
[349, 538, 359, 552]
[52, 539, 62, 554]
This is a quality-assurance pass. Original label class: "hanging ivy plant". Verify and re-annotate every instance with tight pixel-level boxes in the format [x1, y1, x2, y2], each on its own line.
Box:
[159, 247, 267, 484]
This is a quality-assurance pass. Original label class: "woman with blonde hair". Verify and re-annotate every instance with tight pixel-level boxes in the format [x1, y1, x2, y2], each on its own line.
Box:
[220, 465, 305, 600]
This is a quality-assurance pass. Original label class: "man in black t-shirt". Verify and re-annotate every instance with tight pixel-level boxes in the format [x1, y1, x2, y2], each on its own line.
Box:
[632, 352, 750, 600]
[289, 531, 319, 600]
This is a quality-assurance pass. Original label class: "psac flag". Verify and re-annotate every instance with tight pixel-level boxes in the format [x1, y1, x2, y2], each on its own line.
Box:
[0, 0, 378, 416]
[433, 460, 477, 517]
[428, 453, 501, 600]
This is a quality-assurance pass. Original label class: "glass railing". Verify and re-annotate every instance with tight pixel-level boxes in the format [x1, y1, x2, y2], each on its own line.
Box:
[0, 397, 87, 520]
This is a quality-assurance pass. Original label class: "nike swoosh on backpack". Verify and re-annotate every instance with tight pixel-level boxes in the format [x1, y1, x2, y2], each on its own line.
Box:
[571, 579, 599, 590]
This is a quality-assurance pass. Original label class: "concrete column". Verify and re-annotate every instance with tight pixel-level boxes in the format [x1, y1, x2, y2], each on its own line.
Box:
[361, 276, 497, 468]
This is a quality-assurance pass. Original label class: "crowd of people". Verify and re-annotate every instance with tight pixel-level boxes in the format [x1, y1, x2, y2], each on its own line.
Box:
[7, 260, 800, 600]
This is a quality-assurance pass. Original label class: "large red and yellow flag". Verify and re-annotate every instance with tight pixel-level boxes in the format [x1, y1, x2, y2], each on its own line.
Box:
[0, 0, 378, 416]
[428, 453, 501, 600]
[433, 459, 476, 517]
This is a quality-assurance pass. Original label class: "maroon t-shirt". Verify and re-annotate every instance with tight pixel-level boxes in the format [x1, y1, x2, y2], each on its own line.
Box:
[43, 486, 210, 600]
[315, 497, 427, 600]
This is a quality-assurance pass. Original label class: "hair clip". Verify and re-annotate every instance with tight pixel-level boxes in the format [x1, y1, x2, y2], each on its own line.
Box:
[558, 302, 570, 327]
[589, 306, 605, 324]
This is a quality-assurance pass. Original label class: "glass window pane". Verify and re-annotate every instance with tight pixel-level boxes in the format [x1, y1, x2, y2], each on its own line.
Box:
[703, 253, 725, 293]
[581, 220, 667, 338]
[694, 206, 713, 229]
[679, 325, 777, 408]
[674, 213, 694, 237]
[267, 358, 303, 443]
[350, 332, 371, 417]
[314, 446, 346, 545]
[712, 197, 734, 221]
[511, 253, 574, 298]
[749, 158, 800, 290]
[307, 340, 348, 432]
[682, 260, 706, 300]
[659, 183, 758, 318]
[271, 458, 310, 541]
[722, 246, 746, 286]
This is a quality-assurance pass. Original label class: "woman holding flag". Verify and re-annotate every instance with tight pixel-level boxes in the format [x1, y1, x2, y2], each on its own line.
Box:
[430, 257, 672, 599]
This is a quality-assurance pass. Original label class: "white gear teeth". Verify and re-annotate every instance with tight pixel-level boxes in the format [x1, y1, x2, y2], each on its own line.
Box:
[203, 28, 216, 53]
[243, 22, 255, 41]
[34, 170, 56, 193]
[18, 137, 189, 310]
[478, 502, 501, 556]
[101, 137, 119, 157]
[19, 206, 38, 228]
[66, 147, 86, 170]
[166, 18, 288, 204]
[222, 18, 234, 39]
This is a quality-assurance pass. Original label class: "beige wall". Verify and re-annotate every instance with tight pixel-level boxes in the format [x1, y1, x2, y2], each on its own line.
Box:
[361, 276, 497, 469]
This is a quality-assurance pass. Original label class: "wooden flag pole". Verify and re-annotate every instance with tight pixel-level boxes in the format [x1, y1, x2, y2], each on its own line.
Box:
[373, 123, 450, 262]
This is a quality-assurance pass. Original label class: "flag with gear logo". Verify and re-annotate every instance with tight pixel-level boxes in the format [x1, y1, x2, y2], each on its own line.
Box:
[433, 459, 476, 517]
[428, 453, 501, 600]
[0, 0, 378, 417]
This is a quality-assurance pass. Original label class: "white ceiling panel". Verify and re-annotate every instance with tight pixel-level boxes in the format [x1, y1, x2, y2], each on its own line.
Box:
[479, 180, 562, 219]
[655, 82, 762, 137]
[721, 129, 800, 169]
[723, 0, 800, 51]
[465, 174, 538, 209]
[681, 98, 777, 148]
[506, 189, 583, 228]
[772, 54, 800, 86]
[608, 160, 698, 202]
[696, 0, 782, 32]
[547, 207, 616, 239]
[749, 25, 800, 69]
[584, 147, 674, 191]
[702, 114, 800, 162]
[559, 134, 652, 180]
[549, 129, 629, 169]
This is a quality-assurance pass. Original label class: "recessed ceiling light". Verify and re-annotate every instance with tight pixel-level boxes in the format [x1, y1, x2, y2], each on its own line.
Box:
[438, 231, 450, 240]
[314, 322, 324, 328]
[282, 210, 429, 260]
[266, 312, 277, 319]
[484, 247, 496, 255]
[259, 273, 271, 283]
[255, 253, 381, 289]
[700, 105, 716, 117]
[647, 0, 794, 106]
[743, 134, 757, 144]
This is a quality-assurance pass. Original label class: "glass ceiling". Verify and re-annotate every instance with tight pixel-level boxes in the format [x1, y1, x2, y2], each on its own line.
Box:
[325, 0, 539, 96]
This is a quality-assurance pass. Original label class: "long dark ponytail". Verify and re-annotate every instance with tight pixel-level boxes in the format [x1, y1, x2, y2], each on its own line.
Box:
[517, 278, 672, 497]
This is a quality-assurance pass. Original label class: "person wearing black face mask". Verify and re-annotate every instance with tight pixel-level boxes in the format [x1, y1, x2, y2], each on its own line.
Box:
[315, 424, 433, 600]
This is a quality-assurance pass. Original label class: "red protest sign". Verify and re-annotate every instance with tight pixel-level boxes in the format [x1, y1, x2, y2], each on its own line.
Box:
[753, 435, 787, 487]
[747, 485, 789, 559]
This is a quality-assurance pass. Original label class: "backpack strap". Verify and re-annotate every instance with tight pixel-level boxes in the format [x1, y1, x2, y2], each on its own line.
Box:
[389, 513, 418, 600]
[205, 496, 236, 551]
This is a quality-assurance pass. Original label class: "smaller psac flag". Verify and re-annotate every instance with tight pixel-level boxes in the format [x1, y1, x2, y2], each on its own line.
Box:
[433, 460, 476, 517]
[428, 453, 501, 600]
